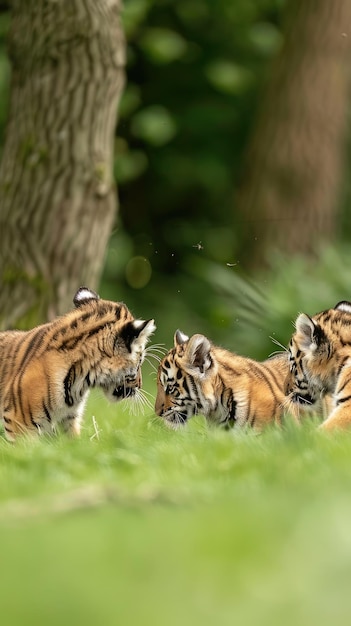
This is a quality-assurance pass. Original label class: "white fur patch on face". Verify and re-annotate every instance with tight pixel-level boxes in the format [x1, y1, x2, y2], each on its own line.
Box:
[335, 301, 351, 314]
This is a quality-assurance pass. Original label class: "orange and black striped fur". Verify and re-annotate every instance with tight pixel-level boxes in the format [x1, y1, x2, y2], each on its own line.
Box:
[155, 330, 290, 431]
[285, 301, 351, 431]
[0, 287, 155, 441]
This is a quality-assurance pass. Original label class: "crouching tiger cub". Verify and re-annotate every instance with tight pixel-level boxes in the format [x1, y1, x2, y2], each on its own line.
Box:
[155, 330, 292, 431]
[285, 300, 351, 431]
[0, 287, 155, 441]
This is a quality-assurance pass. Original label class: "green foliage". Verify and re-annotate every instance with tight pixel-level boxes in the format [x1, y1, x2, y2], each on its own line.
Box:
[205, 59, 254, 95]
[140, 27, 188, 63]
[103, 238, 351, 361]
[116, 0, 286, 272]
[176, 246, 332, 358]
[130, 104, 177, 145]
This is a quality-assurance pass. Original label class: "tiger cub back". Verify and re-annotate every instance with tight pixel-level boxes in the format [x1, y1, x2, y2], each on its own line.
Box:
[286, 300, 351, 431]
[155, 330, 291, 431]
[0, 287, 155, 441]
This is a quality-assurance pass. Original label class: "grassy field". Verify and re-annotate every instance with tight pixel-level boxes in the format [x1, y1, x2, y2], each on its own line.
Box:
[1, 370, 351, 626]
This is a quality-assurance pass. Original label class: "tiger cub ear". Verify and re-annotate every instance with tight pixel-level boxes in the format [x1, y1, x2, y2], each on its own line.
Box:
[174, 329, 189, 347]
[122, 319, 156, 353]
[295, 313, 325, 352]
[184, 334, 212, 374]
[73, 287, 100, 307]
[335, 301, 351, 314]
[133, 318, 156, 339]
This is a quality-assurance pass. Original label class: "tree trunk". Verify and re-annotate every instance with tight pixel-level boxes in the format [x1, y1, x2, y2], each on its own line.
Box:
[0, 0, 125, 328]
[235, 0, 351, 269]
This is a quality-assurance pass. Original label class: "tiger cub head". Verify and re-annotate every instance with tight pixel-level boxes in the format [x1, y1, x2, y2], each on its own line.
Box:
[285, 300, 351, 407]
[155, 330, 214, 428]
[72, 287, 155, 401]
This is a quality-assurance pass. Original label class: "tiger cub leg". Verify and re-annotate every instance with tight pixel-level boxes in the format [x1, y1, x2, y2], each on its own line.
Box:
[320, 403, 351, 431]
[319, 402, 351, 431]
[320, 367, 351, 431]
[2, 409, 39, 442]
[60, 399, 87, 437]
[61, 415, 82, 437]
[2, 414, 19, 442]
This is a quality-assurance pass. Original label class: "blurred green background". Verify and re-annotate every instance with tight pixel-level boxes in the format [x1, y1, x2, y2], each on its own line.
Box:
[107, 0, 351, 355]
[0, 0, 350, 355]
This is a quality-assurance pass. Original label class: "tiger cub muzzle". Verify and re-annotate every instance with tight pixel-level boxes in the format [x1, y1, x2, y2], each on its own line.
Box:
[111, 370, 142, 400]
[155, 381, 194, 428]
[161, 408, 190, 427]
[290, 391, 316, 406]
[285, 376, 317, 407]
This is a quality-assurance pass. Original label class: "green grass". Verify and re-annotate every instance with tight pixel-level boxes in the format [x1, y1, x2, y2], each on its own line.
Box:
[1, 372, 351, 626]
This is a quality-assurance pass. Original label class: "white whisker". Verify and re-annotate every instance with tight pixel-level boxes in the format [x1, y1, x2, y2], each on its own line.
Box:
[121, 389, 147, 416]
[145, 351, 162, 361]
[269, 336, 288, 352]
[282, 395, 301, 424]
[144, 357, 158, 372]
[269, 349, 287, 358]
[144, 351, 163, 365]
[135, 388, 153, 411]
[145, 344, 167, 356]
[140, 388, 154, 400]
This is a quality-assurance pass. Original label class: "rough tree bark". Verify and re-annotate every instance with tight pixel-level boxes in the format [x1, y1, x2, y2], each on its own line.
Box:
[235, 0, 351, 269]
[0, 0, 125, 328]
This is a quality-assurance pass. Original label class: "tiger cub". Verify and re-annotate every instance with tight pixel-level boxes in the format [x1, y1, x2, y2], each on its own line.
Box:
[0, 287, 155, 441]
[155, 330, 291, 431]
[285, 300, 351, 431]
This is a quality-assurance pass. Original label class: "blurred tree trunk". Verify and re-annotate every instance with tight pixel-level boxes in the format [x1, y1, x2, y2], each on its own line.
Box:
[0, 0, 125, 328]
[235, 0, 351, 269]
